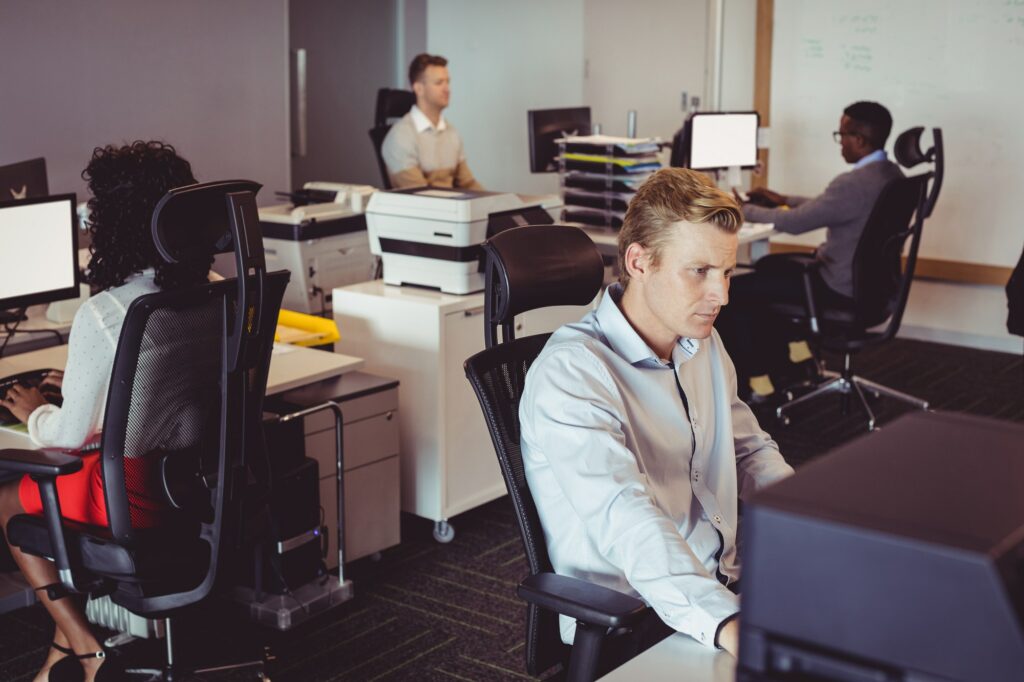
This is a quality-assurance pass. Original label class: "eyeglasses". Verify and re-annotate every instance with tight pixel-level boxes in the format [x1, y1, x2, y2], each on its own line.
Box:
[833, 130, 861, 144]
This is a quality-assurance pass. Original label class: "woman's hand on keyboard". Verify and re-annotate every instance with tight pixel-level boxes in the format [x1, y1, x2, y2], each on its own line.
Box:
[40, 370, 64, 397]
[0, 383, 50, 424]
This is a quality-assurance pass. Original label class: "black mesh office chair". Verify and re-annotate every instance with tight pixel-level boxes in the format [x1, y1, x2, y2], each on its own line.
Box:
[464, 225, 671, 682]
[368, 88, 416, 189]
[770, 173, 931, 431]
[0, 180, 289, 679]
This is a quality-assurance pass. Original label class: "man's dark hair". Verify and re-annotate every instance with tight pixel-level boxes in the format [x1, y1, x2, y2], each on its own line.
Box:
[82, 140, 211, 292]
[408, 53, 448, 86]
[843, 101, 893, 150]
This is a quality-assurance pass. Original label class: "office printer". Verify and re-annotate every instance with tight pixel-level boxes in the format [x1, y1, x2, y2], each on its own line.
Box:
[366, 187, 561, 294]
[259, 182, 377, 314]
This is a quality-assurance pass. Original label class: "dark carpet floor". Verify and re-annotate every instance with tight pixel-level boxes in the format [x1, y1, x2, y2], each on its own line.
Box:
[0, 337, 1020, 681]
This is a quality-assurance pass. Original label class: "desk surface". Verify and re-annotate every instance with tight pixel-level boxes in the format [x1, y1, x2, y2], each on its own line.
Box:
[597, 633, 735, 681]
[0, 343, 363, 449]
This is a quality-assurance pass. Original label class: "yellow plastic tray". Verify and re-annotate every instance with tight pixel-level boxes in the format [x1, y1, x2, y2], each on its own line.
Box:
[274, 309, 340, 347]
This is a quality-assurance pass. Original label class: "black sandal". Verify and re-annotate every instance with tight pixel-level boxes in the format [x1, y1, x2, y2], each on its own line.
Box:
[49, 648, 124, 682]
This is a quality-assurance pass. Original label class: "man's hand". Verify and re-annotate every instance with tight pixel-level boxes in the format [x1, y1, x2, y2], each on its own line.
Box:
[747, 187, 787, 208]
[0, 384, 50, 423]
[716, 618, 740, 657]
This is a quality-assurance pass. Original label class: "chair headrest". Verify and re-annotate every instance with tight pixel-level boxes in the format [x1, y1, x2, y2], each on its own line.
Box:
[151, 180, 261, 264]
[894, 127, 930, 169]
[484, 224, 604, 322]
[375, 88, 416, 127]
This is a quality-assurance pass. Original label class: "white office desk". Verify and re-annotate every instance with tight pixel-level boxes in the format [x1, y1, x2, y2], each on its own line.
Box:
[0, 343, 364, 449]
[598, 633, 736, 681]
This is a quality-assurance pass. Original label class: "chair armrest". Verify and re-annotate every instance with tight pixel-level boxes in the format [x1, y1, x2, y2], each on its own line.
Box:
[754, 251, 817, 276]
[518, 572, 650, 629]
[0, 448, 83, 478]
[0, 448, 86, 593]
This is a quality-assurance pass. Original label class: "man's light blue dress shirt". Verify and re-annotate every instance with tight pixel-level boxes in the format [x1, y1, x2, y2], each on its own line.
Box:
[520, 283, 793, 648]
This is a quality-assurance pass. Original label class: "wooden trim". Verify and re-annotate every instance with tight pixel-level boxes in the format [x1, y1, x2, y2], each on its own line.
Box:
[752, 0, 774, 189]
[767, 243, 1013, 285]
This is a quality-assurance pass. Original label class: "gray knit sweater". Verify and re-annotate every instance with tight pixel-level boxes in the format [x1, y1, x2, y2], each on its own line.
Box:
[743, 160, 904, 298]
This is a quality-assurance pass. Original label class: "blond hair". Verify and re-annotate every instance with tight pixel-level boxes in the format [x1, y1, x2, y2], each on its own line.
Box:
[617, 168, 743, 286]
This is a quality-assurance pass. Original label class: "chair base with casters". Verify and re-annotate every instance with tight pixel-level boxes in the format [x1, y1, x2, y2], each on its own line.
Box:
[117, 619, 275, 681]
[776, 353, 929, 432]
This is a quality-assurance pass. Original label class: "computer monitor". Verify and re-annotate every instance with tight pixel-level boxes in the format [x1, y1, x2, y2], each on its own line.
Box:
[687, 112, 759, 170]
[0, 193, 80, 312]
[527, 107, 592, 173]
[739, 411, 1024, 681]
[0, 157, 49, 201]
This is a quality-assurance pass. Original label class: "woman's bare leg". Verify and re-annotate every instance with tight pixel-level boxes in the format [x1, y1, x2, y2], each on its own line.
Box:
[0, 480, 104, 679]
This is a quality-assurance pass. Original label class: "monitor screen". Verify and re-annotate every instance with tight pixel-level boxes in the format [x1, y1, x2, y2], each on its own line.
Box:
[0, 157, 48, 201]
[0, 193, 80, 310]
[527, 107, 592, 173]
[689, 112, 759, 170]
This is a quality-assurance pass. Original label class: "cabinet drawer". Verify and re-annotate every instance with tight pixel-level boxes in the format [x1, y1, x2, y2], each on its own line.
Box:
[305, 410, 399, 473]
[301, 388, 399, 433]
[319, 456, 400, 566]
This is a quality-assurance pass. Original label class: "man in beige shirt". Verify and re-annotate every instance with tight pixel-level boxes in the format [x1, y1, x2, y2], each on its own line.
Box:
[381, 53, 483, 190]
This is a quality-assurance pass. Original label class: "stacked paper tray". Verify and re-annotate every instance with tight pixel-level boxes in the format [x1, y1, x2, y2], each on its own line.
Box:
[557, 135, 663, 229]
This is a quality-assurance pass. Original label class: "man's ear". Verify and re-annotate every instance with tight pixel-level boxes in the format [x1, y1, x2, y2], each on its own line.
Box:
[623, 242, 650, 281]
[412, 80, 424, 98]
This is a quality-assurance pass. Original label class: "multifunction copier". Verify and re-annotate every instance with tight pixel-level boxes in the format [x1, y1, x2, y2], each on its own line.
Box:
[366, 187, 562, 294]
[259, 182, 376, 314]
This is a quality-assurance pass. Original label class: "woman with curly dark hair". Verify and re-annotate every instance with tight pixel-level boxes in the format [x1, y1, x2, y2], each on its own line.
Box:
[0, 141, 209, 682]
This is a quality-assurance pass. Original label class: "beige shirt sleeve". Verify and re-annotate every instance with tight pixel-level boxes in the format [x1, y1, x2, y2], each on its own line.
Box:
[453, 160, 484, 191]
[389, 166, 429, 189]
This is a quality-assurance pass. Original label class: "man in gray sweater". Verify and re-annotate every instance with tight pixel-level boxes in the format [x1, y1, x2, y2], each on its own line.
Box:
[716, 101, 903, 401]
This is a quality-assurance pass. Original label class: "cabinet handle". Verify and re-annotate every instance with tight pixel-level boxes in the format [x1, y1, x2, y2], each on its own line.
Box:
[463, 306, 485, 317]
[385, 411, 394, 421]
[293, 48, 308, 158]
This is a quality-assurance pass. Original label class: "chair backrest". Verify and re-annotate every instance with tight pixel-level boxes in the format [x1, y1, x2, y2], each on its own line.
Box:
[98, 181, 288, 614]
[368, 125, 394, 190]
[848, 173, 929, 338]
[374, 88, 415, 128]
[894, 126, 943, 218]
[369, 89, 416, 190]
[464, 225, 604, 674]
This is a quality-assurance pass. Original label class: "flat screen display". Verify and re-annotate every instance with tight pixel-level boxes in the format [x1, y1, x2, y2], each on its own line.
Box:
[689, 112, 759, 170]
[0, 193, 79, 309]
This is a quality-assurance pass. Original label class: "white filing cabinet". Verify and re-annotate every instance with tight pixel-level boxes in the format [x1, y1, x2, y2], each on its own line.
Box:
[333, 280, 590, 542]
[267, 371, 401, 565]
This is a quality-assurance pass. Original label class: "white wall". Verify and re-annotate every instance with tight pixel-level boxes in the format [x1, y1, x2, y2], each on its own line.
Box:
[583, 0, 708, 142]
[0, 0, 290, 205]
[426, 0, 585, 195]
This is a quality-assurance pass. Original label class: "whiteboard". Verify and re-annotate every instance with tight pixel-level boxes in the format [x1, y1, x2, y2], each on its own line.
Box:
[769, 0, 1024, 268]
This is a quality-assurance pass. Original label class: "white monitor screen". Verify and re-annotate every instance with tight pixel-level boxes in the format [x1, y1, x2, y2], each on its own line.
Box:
[0, 195, 77, 308]
[689, 113, 759, 170]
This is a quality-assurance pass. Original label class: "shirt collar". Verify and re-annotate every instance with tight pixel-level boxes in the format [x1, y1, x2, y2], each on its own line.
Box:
[410, 104, 447, 133]
[595, 283, 700, 366]
[854, 148, 887, 169]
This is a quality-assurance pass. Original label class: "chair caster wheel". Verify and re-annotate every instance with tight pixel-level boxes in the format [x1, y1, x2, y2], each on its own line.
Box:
[433, 520, 455, 543]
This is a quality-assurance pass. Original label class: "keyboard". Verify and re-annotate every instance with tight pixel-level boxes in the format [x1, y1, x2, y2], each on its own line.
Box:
[0, 368, 62, 427]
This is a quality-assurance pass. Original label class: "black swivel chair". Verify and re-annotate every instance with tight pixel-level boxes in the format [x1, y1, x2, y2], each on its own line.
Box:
[368, 88, 416, 190]
[770, 172, 932, 431]
[464, 225, 672, 682]
[0, 181, 289, 679]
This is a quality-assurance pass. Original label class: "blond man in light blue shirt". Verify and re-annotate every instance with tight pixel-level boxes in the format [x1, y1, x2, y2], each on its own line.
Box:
[520, 168, 793, 657]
